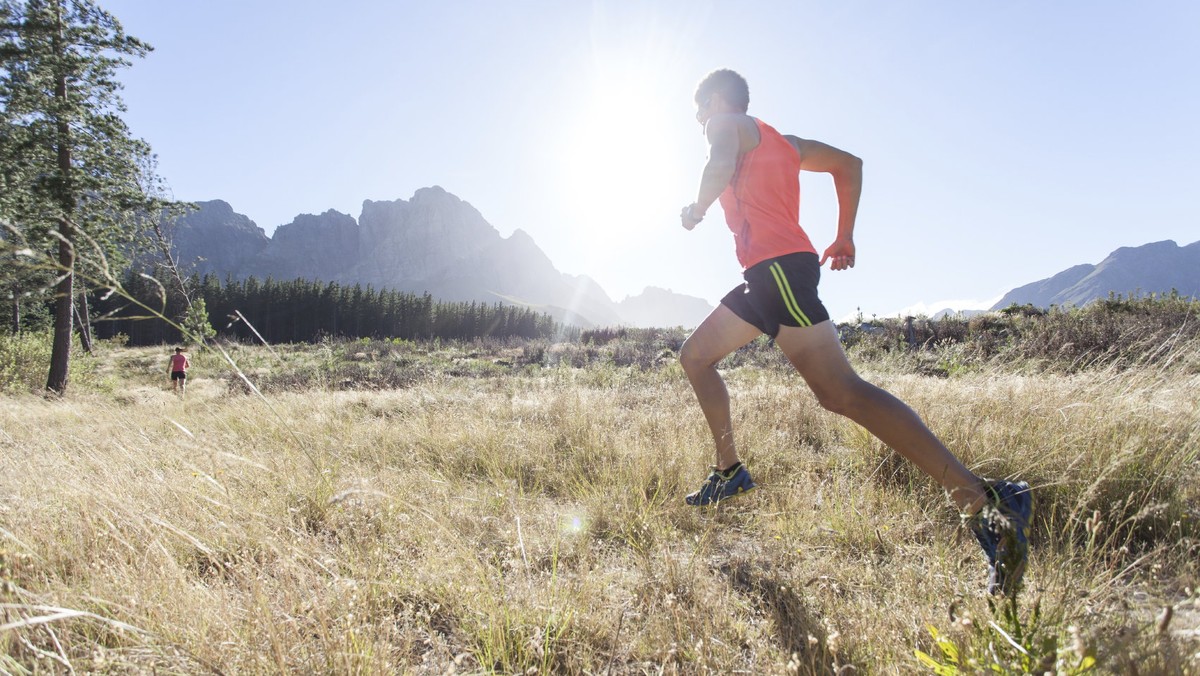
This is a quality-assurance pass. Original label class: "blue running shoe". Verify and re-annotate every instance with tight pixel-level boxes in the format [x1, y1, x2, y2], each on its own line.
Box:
[970, 480, 1033, 596]
[685, 464, 756, 506]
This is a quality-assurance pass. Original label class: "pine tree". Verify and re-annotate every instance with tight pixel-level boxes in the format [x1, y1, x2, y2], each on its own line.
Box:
[0, 0, 168, 393]
[180, 296, 215, 344]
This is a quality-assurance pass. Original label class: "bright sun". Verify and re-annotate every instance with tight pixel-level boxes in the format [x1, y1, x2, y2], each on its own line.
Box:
[560, 73, 691, 253]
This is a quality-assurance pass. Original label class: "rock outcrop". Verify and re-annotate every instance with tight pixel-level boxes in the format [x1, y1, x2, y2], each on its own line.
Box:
[256, 209, 358, 282]
[167, 200, 268, 277]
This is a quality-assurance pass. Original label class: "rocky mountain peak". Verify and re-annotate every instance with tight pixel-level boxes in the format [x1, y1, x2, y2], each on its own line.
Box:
[163, 188, 715, 328]
[168, 200, 268, 277]
[617, 287, 714, 328]
[257, 210, 358, 281]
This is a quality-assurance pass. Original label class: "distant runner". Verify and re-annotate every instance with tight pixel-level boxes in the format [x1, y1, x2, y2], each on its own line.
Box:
[677, 69, 1032, 595]
[168, 347, 190, 394]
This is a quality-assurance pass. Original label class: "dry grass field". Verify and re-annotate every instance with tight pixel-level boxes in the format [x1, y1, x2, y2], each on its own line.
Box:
[1, 317, 1198, 673]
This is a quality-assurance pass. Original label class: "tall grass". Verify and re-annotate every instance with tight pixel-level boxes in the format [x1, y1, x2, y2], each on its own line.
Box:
[845, 293, 1200, 376]
[0, 305, 1197, 673]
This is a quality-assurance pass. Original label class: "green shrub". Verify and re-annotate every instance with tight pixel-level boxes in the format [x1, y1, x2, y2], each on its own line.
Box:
[0, 331, 50, 394]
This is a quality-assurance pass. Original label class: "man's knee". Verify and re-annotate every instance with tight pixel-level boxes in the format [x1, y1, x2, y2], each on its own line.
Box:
[814, 391, 851, 416]
[813, 378, 871, 417]
[679, 339, 715, 375]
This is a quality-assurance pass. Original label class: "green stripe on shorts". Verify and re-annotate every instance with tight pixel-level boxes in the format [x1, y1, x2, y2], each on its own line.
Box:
[769, 262, 813, 327]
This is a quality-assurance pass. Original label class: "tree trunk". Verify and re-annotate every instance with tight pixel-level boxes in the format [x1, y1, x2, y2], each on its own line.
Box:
[75, 290, 93, 354]
[45, 26, 75, 394]
[46, 226, 74, 393]
[9, 284, 17, 335]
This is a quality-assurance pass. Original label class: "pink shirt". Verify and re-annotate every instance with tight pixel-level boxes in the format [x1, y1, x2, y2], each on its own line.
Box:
[718, 117, 817, 269]
[170, 354, 189, 372]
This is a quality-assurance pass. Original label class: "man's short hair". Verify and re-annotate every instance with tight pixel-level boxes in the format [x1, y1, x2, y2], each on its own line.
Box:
[695, 69, 750, 113]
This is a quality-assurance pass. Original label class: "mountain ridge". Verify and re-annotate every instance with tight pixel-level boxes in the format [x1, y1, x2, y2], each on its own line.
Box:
[164, 187, 713, 329]
[991, 239, 1200, 310]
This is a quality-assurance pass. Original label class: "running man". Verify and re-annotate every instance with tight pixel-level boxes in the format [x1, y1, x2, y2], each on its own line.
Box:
[168, 346, 190, 394]
[678, 69, 1032, 595]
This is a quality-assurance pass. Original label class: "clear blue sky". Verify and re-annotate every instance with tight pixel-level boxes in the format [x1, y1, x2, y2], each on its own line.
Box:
[102, 1, 1200, 320]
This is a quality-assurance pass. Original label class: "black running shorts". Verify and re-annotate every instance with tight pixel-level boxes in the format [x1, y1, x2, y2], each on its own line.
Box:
[720, 252, 831, 338]
[171, 371, 187, 381]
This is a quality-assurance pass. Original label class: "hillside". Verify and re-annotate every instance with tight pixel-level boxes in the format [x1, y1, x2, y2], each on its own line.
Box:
[992, 239, 1200, 309]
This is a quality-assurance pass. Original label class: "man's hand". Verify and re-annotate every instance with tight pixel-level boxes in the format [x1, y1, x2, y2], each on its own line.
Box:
[680, 203, 704, 231]
[820, 238, 856, 271]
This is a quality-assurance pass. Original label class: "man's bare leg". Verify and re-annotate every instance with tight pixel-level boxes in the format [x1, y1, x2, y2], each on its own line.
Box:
[774, 321, 987, 513]
[680, 305, 761, 470]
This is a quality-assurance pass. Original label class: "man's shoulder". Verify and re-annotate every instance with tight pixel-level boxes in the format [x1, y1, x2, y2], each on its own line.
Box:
[708, 113, 759, 135]
[753, 118, 794, 141]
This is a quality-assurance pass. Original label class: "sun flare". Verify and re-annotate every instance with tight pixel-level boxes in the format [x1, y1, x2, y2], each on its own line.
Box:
[560, 73, 691, 253]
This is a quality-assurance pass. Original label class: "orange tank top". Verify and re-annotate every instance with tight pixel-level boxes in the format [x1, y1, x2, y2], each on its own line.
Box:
[718, 118, 815, 269]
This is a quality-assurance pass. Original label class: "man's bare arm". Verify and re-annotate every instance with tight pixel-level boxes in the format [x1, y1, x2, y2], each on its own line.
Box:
[785, 135, 863, 270]
[681, 114, 741, 229]
[697, 115, 742, 209]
